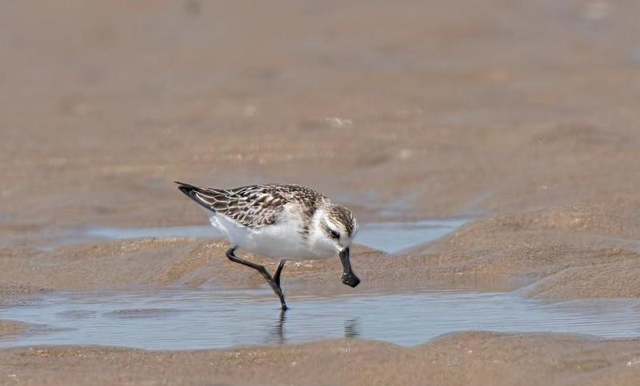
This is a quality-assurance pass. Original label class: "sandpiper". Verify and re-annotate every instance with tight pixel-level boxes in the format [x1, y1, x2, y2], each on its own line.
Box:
[176, 182, 360, 310]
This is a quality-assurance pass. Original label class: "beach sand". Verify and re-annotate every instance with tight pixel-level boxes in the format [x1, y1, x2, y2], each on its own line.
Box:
[2, 0, 640, 384]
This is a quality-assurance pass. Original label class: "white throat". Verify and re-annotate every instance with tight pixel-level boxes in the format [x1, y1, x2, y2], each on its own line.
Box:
[306, 206, 340, 258]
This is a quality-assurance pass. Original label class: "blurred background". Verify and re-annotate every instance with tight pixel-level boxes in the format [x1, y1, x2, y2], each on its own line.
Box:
[1, 0, 639, 230]
[3, 2, 640, 384]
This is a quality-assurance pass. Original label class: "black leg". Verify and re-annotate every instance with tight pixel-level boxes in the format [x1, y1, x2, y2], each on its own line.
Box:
[274, 260, 286, 287]
[225, 247, 288, 310]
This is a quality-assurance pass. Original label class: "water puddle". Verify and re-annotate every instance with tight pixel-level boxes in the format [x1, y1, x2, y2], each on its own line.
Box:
[7, 218, 638, 351]
[354, 219, 467, 253]
[79, 218, 469, 254]
[2, 289, 640, 350]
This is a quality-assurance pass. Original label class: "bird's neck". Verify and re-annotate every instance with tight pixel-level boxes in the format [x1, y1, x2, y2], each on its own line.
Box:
[305, 206, 335, 257]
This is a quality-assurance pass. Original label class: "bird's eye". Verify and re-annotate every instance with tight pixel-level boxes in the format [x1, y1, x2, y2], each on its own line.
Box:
[329, 229, 340, 239]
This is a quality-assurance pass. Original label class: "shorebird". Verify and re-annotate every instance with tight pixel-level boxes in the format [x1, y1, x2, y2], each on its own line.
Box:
[175, 182, 360, 310]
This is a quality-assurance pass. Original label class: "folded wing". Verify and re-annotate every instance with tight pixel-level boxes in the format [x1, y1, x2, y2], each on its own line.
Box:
[175, 181, 287, 229]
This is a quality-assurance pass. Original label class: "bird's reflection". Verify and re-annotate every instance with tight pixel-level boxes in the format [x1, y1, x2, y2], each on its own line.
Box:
[264, 310, 361, 344]
[344, 318, 360, 339]
[266, 309, 287, 344]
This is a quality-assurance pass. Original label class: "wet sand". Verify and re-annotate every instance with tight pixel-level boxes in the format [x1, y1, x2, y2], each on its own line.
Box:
[2, 0, 640, 384]
[2, 333, 640, 386]
[0, 321, 28, 339]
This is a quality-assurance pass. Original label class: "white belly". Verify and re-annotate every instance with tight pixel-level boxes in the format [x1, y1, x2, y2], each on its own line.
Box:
[209, 213, 335, 261]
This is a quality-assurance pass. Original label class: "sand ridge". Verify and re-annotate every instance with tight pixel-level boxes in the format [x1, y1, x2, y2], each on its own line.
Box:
[2, 0, 640, 384]
[2, 333, 640, 386]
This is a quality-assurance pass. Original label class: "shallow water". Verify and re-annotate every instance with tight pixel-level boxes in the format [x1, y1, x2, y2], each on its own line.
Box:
[2, 289, 640, 350]
[6, 218, 639, 351]
[80, 218, 469, 254]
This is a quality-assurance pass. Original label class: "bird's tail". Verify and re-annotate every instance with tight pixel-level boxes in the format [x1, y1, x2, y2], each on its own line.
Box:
[175, 181, 226, 212]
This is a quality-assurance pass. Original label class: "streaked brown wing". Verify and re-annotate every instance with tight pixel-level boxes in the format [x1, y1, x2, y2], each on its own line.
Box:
[177, 182, 323, 229]
[218, 185, 285, 228]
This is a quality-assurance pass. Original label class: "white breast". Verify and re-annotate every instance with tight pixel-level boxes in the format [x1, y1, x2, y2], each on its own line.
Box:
[208, 205, 336, 261]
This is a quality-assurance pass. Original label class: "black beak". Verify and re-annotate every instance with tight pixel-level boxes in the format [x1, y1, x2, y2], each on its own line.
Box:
[339, 247, 360, 288]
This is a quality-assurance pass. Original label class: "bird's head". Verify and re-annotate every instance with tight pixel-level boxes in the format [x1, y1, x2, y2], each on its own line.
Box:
[316, 204, 360, 288]
[319, 204, 358, 251]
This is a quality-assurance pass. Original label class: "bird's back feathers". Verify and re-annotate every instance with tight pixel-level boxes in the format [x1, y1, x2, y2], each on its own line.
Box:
[175, 182, 325, 230]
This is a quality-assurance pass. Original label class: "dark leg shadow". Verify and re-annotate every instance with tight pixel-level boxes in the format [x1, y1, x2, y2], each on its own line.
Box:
[266, 309, 287, 344]
[344, 318, 360, 339]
